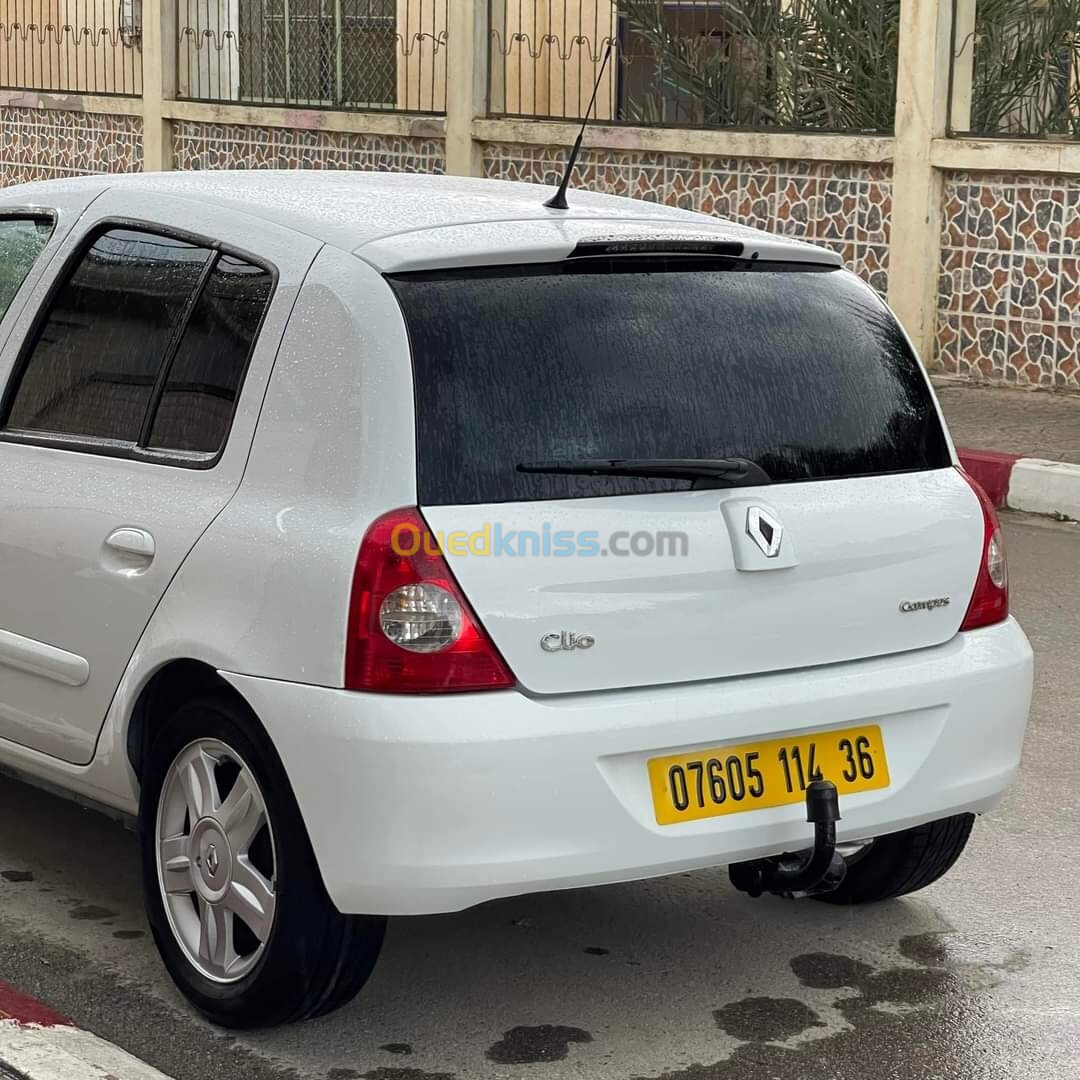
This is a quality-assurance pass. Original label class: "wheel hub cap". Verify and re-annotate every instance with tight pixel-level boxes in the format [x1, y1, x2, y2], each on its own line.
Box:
[189, 819, 232, 902]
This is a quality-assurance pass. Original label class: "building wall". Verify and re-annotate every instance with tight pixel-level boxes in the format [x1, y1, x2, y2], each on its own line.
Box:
[0, 107, 142, 185]
[171, 121, 445, 172]
[936, 171, 1080, 390]
[483, 142, 892, 294]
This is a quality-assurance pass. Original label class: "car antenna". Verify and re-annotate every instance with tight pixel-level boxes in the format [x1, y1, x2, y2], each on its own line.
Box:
[544, 40, 614, 211]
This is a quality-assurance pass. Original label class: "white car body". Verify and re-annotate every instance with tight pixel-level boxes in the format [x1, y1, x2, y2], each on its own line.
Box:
[0, 172, 1033, 916]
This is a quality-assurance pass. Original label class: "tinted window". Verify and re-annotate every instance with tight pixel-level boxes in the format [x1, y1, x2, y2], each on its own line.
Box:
[6, 229, 212, 442]
[390, 260, 951, 506]
[148, 255, 273, 454]
[0, 217, 53, 321]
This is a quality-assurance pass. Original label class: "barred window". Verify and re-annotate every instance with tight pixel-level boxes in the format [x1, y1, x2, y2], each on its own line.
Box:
[238, 0, 396, 106]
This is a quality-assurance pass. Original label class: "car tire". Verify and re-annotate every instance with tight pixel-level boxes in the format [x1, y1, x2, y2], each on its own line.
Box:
[138, 693, 386, 1028]
[815, 813, 976, 905]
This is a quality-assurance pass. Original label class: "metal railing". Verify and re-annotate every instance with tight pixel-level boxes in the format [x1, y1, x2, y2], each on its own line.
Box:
[948, 0, 1080, 138]
[177, 0, 447, 112]
[0, 0, 142, 95]
[488, 0, 900, 133]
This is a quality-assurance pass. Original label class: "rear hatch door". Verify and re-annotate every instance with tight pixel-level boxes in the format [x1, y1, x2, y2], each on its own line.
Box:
[390, 255, 981, 694]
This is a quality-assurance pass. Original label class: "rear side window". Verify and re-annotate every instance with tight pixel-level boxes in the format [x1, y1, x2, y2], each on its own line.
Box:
[147, 255, 274, 454]
[390, 259, 951, 506]
[7, 230, 212, 443]
[0, 216, 53, 322]
[2, 227, 273, 462]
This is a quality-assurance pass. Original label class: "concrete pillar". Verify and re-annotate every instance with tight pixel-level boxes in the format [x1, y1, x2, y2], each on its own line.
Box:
[141, 0, 176, 171]
[445, 0, 486, 177]
[887, 0, 953, 361]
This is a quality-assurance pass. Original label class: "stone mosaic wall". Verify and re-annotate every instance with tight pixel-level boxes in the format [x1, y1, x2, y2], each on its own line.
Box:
[937, 172, 1080, 389]
[483, 142, 893, 294]
[172, 122, 446, 174]
[0, 108, 142, 186]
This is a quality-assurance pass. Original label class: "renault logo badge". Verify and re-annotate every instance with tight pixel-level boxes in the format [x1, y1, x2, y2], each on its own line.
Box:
[746, 507, 783, 558]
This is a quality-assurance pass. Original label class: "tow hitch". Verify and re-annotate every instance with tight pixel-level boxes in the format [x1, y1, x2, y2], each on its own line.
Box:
[728, 779, 847, 899]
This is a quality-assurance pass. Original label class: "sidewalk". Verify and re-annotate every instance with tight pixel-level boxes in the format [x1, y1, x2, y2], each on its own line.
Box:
[933, 380, 1080, 520]
[0, 982, 172, 1080]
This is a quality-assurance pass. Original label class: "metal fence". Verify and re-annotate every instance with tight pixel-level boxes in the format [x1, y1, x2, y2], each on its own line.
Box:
[488, 0, 900, 132]
[948, 0, 1080, 138]
[0, 0, 143, 95]
[177, 0, 447, 112]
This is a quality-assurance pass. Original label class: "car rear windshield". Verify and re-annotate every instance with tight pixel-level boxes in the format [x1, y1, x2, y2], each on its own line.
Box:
[389, 258, 951, 506]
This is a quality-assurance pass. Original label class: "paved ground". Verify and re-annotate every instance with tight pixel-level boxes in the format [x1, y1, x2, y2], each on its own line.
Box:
[0, 515, 1077, 1080]
[936, 381, 1080, 463]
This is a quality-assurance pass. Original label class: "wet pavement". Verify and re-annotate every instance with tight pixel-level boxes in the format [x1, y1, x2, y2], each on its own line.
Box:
[0, 514, 1076, 1080]
[936, 381, 1080, 462]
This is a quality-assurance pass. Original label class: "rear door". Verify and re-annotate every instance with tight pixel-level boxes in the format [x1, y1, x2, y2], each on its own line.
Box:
[390, 256, 982, 695]
[0, 190, 320, 764]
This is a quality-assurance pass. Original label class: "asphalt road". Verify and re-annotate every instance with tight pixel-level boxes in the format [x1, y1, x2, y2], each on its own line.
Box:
[0, 514, 1076, 1080]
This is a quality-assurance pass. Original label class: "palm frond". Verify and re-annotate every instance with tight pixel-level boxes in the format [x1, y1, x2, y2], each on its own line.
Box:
[612, 0, 1080, 136]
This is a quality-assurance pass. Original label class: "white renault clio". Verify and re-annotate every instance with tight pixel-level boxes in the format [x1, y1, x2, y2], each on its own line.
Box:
[0, 171, 1032, 1028]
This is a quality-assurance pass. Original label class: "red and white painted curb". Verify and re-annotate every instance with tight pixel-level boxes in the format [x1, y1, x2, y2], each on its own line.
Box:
[0, 981, 171, 1080]
[959, 449, 1080, 521]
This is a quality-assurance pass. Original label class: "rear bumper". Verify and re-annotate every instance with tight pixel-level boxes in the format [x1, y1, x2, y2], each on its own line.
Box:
[223, 617, 1033, 915]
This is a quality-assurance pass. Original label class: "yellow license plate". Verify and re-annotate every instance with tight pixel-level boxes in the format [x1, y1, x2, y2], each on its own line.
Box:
[648, 724, 890, 825]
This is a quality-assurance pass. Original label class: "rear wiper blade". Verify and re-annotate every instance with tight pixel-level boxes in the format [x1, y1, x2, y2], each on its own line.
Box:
[516, 457, 771, 488]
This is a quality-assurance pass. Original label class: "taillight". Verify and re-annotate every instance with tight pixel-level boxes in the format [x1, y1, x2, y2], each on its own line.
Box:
[345, 507, 515, 693]
[958, 468, 1009, 631]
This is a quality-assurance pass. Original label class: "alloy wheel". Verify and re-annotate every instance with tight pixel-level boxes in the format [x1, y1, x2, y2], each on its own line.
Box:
[155, 738, 277, 983]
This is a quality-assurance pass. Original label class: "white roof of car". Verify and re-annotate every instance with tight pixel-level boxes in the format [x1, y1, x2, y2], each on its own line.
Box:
[2, 170, 843, 273]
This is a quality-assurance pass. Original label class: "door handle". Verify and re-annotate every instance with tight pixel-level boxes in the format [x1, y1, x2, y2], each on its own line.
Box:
[105, 527, 156, 559]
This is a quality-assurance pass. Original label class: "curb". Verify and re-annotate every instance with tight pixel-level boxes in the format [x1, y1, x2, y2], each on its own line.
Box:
[0, 982, 172, 1080]
[959, 449, 1080, 521]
